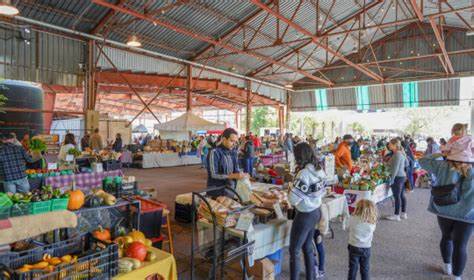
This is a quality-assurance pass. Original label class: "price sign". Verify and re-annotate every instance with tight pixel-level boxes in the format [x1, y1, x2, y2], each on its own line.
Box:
[273, 203, 285, 220]
[235, 211, 255, 232]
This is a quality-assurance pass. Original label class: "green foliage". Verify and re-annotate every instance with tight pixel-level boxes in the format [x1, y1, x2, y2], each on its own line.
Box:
[348, 122, 366, 135]
[0, 87, 7, 113]
[251, 106, 277, 134]
[29, 138, 47, 152]
[67, 148, 81, 157]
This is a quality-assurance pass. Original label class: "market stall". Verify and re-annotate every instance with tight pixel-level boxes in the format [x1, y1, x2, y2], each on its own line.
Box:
[141, 151, 201, 168]
[154, 112, 225, 141]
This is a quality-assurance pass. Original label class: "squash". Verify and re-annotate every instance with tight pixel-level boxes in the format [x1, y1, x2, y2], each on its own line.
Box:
[125, 242, 148, 262]
[127, 230, 146, 244]
[101, 193, 116, 206]
[92, 226, 111, 241]
[118, 259, 133, 273]
[67, 189, 85, 210]
[121, 257, 141, 269]
[146, 250, 157, 262]
[84, 194, 103, 208]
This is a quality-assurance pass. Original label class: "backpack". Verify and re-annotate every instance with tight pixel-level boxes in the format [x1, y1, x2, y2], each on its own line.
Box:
[431, 176, 464, 206]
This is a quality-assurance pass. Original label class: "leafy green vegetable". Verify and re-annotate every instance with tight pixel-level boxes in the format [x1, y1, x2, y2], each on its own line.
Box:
[67, 148, 81, 157]
[29, 138, 47, 152]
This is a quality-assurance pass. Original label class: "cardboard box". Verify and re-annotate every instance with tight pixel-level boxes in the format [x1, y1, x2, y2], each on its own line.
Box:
[250, 258, 275, 280]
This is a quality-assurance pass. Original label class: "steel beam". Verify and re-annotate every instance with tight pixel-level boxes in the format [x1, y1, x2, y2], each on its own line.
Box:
[186, 64, 193, 112]
[428, 17, 455, 74]
[91, 0, 333, 86]
[250, 0, 383, 82]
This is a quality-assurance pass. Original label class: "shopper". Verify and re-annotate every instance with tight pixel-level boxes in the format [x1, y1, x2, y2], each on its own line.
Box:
[351, 138, 362, 161]
[348, 199, 377, 280]
[283, 133, 294, 161]
[89, 128, 103, 152]
[81, 132, 90, 151]
[197, 136, 209, 169]
[0, 133, 33, 193]
[242, 135, 255, 176]
[419, 136, 473, 280]
[425, 137, 441, 156]
[58, 133, 77, 162]
[288, 142, 326, 280]
[402, 138, 415, 190]
[207, 128, 247, 197]
[385, 138, 408, 221]
[440, 138, 447, 152]
[444, 123, 468, 155]
[334, 134, 354, 171]
[112, 133, 123, 152]
[21, 133, 30, 151]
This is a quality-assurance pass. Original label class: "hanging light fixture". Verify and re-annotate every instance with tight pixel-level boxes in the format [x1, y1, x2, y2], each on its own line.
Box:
[0, 0, 19, 16]
[126, 35, 142, 47]
[127, 19, 142, 47]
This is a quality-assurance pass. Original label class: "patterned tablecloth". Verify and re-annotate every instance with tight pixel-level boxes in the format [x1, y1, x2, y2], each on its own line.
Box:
[44, 170, 123, 191]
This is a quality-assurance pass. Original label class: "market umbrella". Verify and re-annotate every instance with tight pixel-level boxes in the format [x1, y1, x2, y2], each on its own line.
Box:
[132, 124, 148, 134]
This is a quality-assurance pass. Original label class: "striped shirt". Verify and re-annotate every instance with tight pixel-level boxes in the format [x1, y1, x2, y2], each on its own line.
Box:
[207, 144, 240, 189]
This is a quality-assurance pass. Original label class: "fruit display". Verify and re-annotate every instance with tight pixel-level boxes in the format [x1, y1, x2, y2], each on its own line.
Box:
[92, 226, 112, 242]
[342, 162, 390, 191]
[113, 229, 156, 273]
[67, 189, 85, 210]
[15, 253, 79, 274]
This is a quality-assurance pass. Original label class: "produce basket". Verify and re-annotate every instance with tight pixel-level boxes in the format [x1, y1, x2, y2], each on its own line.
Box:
[30, 200, 52, 215]
[50, 198, 69, 212]
[10, 204, 30, 217]
[8, 234, 118, 280]
[103, 160, 122, 171]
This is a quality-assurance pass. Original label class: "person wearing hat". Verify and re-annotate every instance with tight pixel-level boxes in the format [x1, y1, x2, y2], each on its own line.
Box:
[0, 133, 34, 193]
[334, 134, 354, 171]
[419, 135, 474, 280]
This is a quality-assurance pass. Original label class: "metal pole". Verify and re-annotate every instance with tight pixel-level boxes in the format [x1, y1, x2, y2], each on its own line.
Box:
[186, 64, 193, 112]
[246, 81, 252, 134]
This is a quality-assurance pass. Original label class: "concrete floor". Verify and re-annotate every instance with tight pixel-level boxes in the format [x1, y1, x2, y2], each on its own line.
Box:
[124, 166, 474, 280]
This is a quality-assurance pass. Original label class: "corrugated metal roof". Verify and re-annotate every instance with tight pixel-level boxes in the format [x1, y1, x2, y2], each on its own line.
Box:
[291, 78, 460, 111]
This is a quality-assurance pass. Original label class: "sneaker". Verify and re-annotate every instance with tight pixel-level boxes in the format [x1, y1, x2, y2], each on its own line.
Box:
[401, 213, 408, 220]
[444, 263, 452, 275]
[316, 271, 325, 279]
[385, 215, 401, 221]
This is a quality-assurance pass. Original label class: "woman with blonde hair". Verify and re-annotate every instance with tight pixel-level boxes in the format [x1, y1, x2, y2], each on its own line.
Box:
[348, 199, 377, 280]
[420, 136, 473, 280]
[386, 138, 408, 221]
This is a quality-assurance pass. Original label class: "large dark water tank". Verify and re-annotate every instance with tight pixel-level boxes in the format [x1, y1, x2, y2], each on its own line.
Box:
[0, 80, 44, 138]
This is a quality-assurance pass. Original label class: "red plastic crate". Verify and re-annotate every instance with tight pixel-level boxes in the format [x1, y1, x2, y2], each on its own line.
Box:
[135, 197, 167, 213]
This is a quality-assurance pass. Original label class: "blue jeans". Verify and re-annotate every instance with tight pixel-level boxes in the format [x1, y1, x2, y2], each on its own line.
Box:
[3, 177, 30, 193]
[313, 229, 325, 272]
[390, 176, 407, 215]
[438, 216, 474, 277]
[201, 154, 207, 169]
[348, 245, 371, 280]
[243, 157, 254, 175]
[290, 208, 321, 280]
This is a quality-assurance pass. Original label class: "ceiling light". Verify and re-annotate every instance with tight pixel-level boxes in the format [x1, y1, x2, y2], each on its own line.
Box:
[284, 84, 293, 89]
[126, 35, 142, 47]
[467, 31, 474, 36]
[0, 0, 19, 16]
[24, 28, 30, 33]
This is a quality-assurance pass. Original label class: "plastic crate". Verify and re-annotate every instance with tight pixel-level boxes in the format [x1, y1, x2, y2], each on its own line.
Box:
[10, 204, 30, 217]
[30, 200, 52, 215]
[103, 160, 122, 171]
[136, 198, 165, 239]
[174, 202, 193, 223]
[104, 182, 137, 198]
[50, 198, 69, 211]
[0, 193, 13, 208]
[9, 234, 118, 280]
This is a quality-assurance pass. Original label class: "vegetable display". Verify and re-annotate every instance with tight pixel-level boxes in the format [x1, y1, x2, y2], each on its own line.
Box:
[67, 189, 85, 210]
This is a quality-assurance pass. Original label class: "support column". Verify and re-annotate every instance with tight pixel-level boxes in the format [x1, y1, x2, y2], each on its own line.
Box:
[277, 105, 284, 135]
[186, 64, 192, 112]
[471, 87, 474, 135]
[85, 40, 99, 132]
[235, 109, 240, 130]
[286, 90, 291, 132]
[246, 81, 252, 134]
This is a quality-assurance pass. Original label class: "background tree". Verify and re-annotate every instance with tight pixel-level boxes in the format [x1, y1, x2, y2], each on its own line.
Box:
[251, 106, 277, 134]
[348, 122, 366, 136]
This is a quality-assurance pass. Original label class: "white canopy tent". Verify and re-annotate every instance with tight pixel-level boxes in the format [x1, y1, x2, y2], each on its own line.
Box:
[154, 112, 225, 140]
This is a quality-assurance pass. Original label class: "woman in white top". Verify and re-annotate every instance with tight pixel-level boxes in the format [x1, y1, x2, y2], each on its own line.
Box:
[288, 142, 326, 280]
[58, 133, 76, 161]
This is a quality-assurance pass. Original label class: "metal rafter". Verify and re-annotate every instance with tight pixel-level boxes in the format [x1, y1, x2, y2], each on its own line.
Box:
[428, 16, 455, 74]
[250, 0, 383, 82]
[91, 0, 334, 86]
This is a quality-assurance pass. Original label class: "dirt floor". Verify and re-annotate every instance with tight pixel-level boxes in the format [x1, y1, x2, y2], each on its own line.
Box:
[124, 165, 474, 280]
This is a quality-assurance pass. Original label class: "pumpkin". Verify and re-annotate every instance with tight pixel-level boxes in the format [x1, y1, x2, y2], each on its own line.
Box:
[84, 194, 103, 208]
[127, 230, 146, 244]
[125, 242, 148, 262]
[67, 189, 85, 210]
[92, 226, 111, 241]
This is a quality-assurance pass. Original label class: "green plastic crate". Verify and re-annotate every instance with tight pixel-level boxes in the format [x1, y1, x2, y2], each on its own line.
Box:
[0, 193, 13, 208]
[51, 198, 69, 211]
[0, 206, 10, 220]
[10, 204, 30, 217]
[30, 200, 52, 214]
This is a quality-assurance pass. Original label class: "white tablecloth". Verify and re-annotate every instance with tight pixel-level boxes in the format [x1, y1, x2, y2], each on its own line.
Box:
[344, 183, 393, 209]
[142, 152, 201, 168]
[197, 218, 291, 266]
[318, 194, 350, 235]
